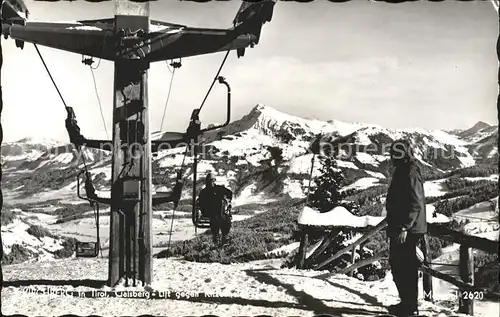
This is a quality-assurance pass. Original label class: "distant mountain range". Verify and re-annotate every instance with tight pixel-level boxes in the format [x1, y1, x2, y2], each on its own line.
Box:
[1, 105, 498, 201]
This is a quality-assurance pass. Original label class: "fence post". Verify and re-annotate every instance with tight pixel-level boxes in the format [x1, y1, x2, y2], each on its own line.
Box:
[349, 247, 356, 277]
[304, 231, 334, 268]
[421, 235, 433, 302]
[297, 231, 309, 269]
[458, 245, 474, 315]
[360, 240, 368, 251]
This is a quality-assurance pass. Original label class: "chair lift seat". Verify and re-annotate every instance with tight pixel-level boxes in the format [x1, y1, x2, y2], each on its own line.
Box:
[193, 207, 212, 229]
[153, 191, 175, 206]
[195, 216, 211, 228]
[154, 180, 183, 206]
[76, 241, 99, 258]
[155, 131, 186, 141]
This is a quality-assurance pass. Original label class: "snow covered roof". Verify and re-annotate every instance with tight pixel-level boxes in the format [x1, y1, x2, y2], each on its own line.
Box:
[298, 206, 384, 228]
[298, 205, 451, 228]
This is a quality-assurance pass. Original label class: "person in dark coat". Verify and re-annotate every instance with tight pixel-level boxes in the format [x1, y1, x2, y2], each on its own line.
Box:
[197, 172, 233, 245]
[385, 139, 427, 317]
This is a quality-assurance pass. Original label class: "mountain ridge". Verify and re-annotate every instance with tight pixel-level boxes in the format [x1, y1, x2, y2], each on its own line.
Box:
[3, 105, 496, 148]
[1, 104, 497, 202]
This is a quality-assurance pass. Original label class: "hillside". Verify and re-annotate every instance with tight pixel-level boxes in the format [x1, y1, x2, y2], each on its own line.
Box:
[1, 105, 498, 317]
[1, 105, 498, 256]
[1, 105, 498, 204]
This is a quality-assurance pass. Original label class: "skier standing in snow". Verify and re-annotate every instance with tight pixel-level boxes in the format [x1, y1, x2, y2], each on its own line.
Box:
[385, 139, 427, 317]
[197, 172, 233, 246]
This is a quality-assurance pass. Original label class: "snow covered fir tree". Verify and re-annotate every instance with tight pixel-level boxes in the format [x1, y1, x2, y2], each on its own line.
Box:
[307, 155, 347, 213]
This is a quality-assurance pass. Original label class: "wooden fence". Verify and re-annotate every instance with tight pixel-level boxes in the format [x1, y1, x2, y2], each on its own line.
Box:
[295, 219, 499, 316]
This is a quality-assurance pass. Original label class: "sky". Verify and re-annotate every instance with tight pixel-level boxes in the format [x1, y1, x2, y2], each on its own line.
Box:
[1, 0, 498, 143]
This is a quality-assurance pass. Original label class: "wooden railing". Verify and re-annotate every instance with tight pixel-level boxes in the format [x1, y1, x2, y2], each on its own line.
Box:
[295, 218, 499, 316]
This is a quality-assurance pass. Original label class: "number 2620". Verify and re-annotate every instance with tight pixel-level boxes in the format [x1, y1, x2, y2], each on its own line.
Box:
[457, 291, 484, 300]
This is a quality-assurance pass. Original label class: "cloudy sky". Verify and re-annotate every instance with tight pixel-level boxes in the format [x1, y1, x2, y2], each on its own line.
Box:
[1, 0, 497, 142]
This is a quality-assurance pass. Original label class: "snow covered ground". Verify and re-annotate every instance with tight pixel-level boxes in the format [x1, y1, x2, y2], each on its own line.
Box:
[2, 205, 497, 317]
[463, 174, 499, 182]
[1, 257, 471, 317]
[343, 177, 381, 192]
[2, 170, 498, 316]
[425, 179, 448, 197]
[429, 244, 500, 317]
[232, 183, 277, 206]
[2, 219, 66, 260]
[452, 200, 499, 241]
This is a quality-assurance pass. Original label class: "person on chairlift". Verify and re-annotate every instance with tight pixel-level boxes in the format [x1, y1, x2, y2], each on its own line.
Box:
[197, 172, 233, 246]
[385, 139, 427, 317]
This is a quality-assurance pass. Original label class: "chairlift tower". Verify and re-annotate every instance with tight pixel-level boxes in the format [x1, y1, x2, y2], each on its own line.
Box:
[1, 0, 276, 287]
[109, 0, 152, 288]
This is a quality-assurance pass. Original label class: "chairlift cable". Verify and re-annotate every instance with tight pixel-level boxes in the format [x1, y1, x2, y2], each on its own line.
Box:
[198, 50, 230, 112]
[166, 61, 173, 74]
[33, 44, 69, 110]
[165, 146, 191, 248]
[304, 130, 324, 207]
[34, 43, 101, 256]
[166, 206, 176, 251]
[33, 44, 89, 169]
[159, 66, 176, 132]
[304, 153, 316, 207]
[93, 203, 102, 257]
[89, 67, 109, 139]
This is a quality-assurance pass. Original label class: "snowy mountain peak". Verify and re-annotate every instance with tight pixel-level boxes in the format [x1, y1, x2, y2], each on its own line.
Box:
[14, 137, 62, 147]
[242, 104, 365, 142]
[249, 104, 303, 124]
[472, 121, 491, 129]
[458, 121, 494, 139]
[253, 103, 267, 112]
